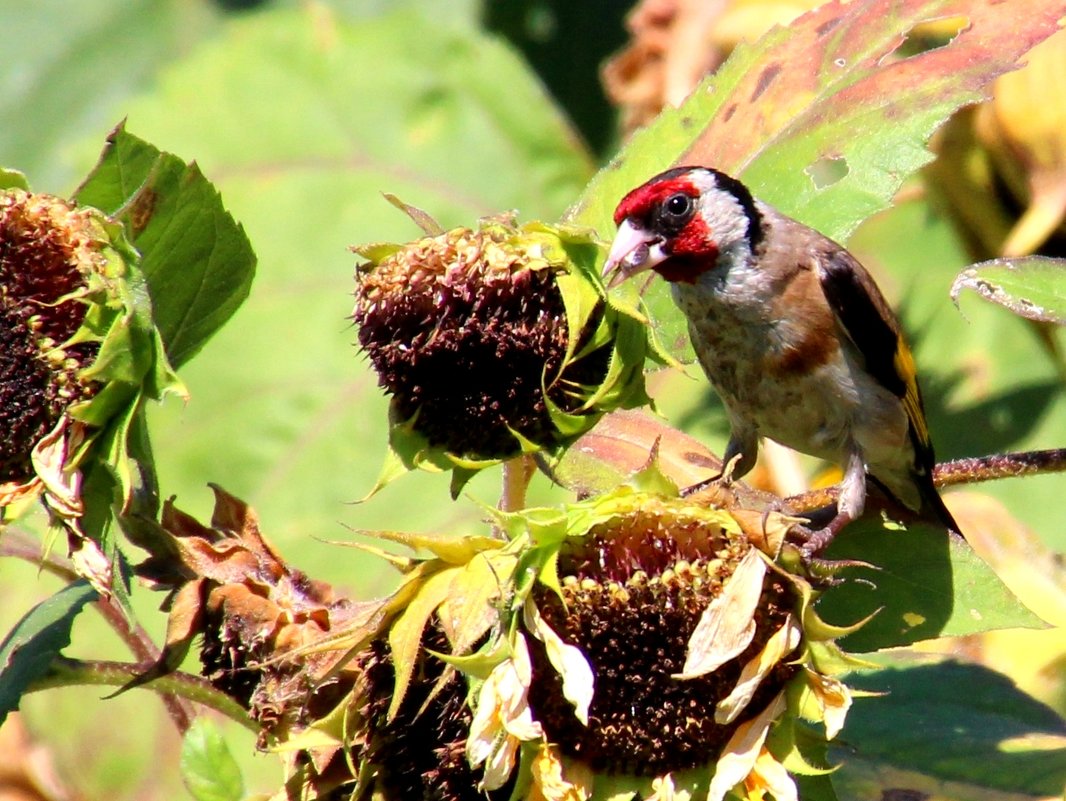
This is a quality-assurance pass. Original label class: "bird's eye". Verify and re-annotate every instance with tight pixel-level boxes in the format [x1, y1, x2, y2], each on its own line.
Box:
[658, 192, 694, 229]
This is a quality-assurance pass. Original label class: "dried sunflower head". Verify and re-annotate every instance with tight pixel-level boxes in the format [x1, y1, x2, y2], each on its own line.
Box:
[1, 181, 180, 590]
[155, 480, 862, 800]
[136, 486, 373, 794]
[331, 474, 862, 801]
[352, 198, 655, 495]
[1, 188, 109, 511]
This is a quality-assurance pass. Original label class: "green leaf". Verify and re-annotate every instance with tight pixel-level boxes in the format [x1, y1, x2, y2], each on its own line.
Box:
[0, 581, 97, 727]
[796, 774, 839, 801]
[180, 718, 245, 801]
[836, 658, 1066, 797]
[815, 520, 1046, 652]
[570, 0, 1064, 240]
[951, 256, 1066, 325]
[74, 123, 256, 369]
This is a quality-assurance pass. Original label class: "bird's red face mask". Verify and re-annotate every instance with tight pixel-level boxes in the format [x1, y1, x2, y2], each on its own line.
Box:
[602, 175, 716, 287]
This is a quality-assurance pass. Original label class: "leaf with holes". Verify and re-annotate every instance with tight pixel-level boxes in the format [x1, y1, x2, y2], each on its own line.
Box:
[952, 255, 1066, 325]
[571, 0, 1065, 239]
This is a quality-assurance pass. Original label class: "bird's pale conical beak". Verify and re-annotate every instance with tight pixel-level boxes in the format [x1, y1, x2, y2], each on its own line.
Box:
[602, 219, 663, 289]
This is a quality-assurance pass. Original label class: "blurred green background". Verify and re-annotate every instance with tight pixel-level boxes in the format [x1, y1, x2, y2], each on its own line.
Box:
[1, 0, 1063, 798]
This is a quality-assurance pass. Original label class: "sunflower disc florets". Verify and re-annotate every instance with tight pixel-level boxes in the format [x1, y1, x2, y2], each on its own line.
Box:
[352, 200, 652, 491]
[527, 498, 797, 776]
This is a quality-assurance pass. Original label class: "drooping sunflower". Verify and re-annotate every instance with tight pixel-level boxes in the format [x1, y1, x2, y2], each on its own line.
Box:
[331, 472, 862, 801]
[1, 182, 180, 590]
[352, 198, 658, 495]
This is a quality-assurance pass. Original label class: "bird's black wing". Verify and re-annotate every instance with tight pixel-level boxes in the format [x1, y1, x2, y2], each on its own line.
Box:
[816, 248, 934, 475]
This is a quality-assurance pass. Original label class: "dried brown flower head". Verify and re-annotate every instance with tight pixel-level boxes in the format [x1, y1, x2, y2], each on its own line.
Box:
[1, 190, 102, 486]
[326, 481, 859, 801]
[352, 202, 652, 492]
[137, 486, 367, 791]
[527, 498, 797, 776]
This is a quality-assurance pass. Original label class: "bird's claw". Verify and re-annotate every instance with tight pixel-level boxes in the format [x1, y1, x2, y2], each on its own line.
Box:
[788, 514, 869, 583]
[799, 527, 837, 560]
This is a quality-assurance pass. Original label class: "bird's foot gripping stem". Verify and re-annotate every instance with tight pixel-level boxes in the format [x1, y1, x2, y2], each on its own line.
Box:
[799, 447, 867, 559]
[798, 511, 853, 560]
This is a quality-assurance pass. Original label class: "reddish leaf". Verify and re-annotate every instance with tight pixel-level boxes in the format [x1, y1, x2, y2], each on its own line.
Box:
[570, 0, 1066, 243]
[554, 409, 780, 512]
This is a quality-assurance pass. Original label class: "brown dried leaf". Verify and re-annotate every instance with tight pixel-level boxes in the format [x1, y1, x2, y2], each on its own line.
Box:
[134, 488, 362, 752]
[207, 483, 285, 564]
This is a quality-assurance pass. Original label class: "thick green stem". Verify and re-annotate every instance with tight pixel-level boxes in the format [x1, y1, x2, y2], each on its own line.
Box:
[28, 656, 256, 733]
[500, 453, 536, 514]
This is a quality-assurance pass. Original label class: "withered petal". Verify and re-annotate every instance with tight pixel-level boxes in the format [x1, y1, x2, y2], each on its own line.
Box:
[676, 547, 766, 679]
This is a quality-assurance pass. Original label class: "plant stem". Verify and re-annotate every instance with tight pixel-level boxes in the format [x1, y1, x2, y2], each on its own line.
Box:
[500, 453, 536, 513]
[784, 447, 1066, 513]
[933, 448, 1066, 486]
[28, 657, 256, 733]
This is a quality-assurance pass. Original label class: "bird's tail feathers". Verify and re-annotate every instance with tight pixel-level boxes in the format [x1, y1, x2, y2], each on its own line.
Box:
[916, 471, 962, 536]
[869, 471, 962, 536]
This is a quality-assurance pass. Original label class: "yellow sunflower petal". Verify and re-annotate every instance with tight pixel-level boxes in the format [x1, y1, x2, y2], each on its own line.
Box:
[525, 599, 595, 725]
[482, 733, 520, 792]
[716, 615, 802, 724]
[708, 692, 786, 801]
[32, 417, 82, 519]
[0, 475, 42, 514]
[744, 748, 798, 801]
[66, 520, 112, 597]
[676, 547, 765, 679]
[805, 668, 853, 740]
[647, 773, 692, 801]
[468, 634, 543, 785]
[529, 743, 594, 801]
